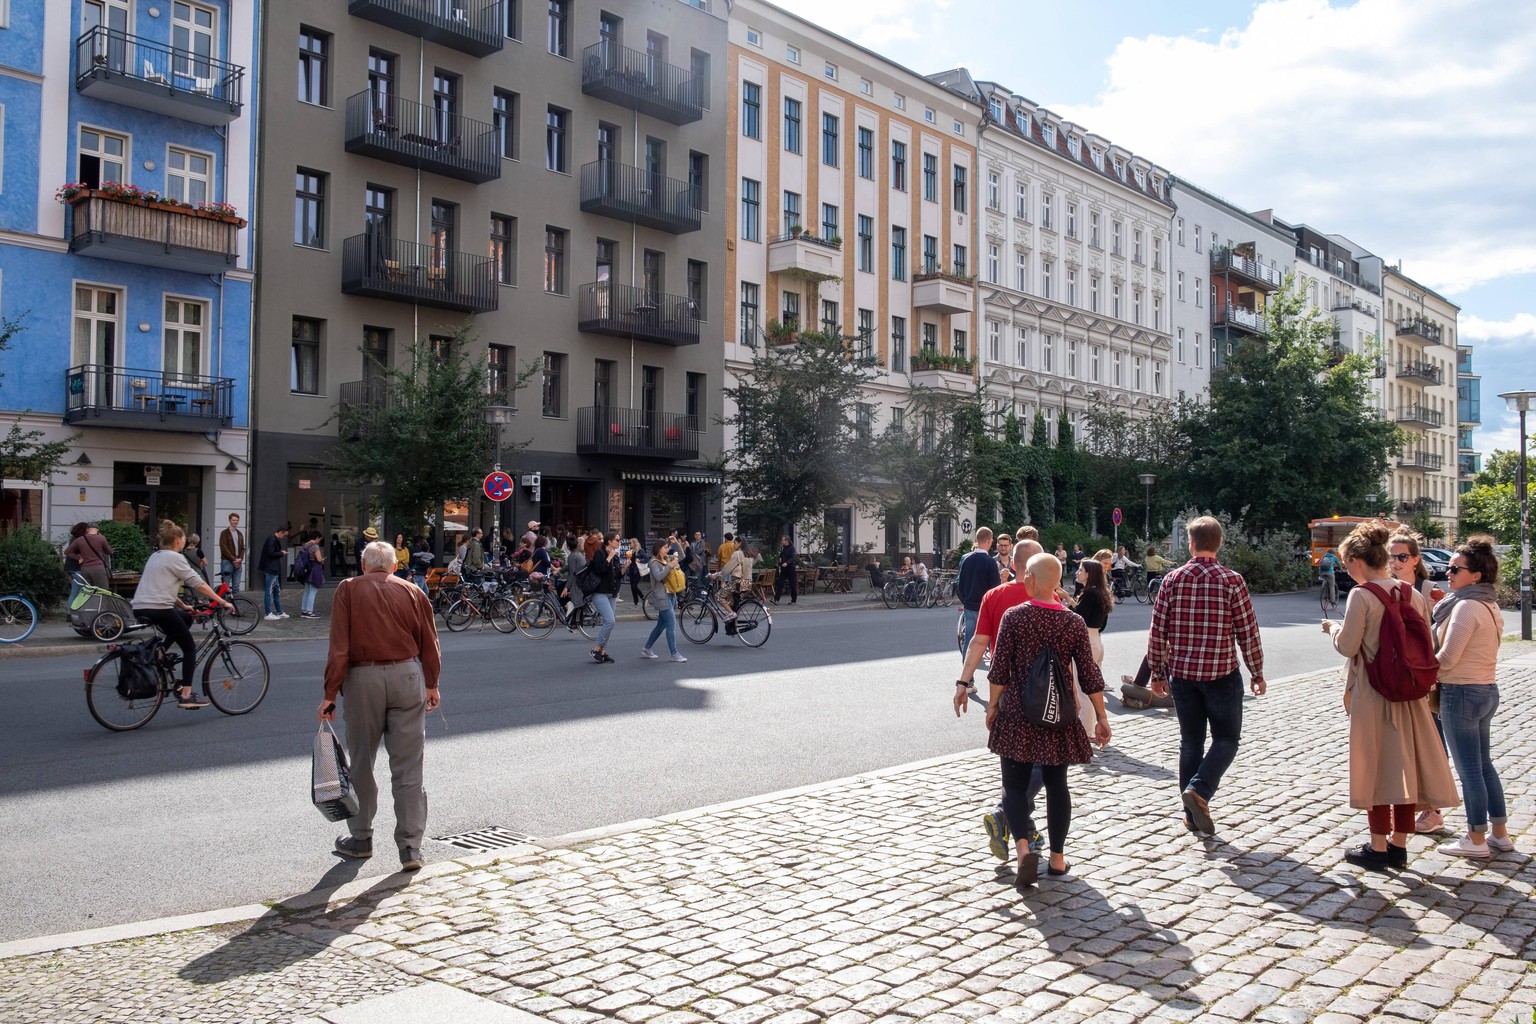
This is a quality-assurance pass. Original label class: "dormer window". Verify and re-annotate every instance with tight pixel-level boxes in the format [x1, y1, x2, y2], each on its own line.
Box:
[1091, 146, 1102, 169]
[1067, 136, 1080, 158]
[1135, 169, 1145, 187]
[1114, 157, 1124, 177]
[1042, 123, 1055, 145]
[988, 97, 1003, 122]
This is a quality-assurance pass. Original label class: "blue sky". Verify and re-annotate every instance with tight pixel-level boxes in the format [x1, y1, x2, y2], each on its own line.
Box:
[773, 0, 1536, 458]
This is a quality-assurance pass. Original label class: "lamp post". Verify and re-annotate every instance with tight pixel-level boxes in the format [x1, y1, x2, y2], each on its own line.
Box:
[483, 402, 516, 562]
[1138, 473, 1156, 542]
[1498, 390, 1534, 640]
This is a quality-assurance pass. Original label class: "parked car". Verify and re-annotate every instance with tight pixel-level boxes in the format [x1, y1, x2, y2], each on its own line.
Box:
[1420, 548, 1451, 581]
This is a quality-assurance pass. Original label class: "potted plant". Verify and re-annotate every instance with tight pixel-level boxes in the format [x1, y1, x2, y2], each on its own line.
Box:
[789, 223, 802, 237]
[764, 318, 796, 345]
[827, 235, 842, 247]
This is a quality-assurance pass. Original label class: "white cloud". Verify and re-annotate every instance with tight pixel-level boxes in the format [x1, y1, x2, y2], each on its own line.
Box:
[769, 0, 954, 65]
[1461, 313, 1536, 346]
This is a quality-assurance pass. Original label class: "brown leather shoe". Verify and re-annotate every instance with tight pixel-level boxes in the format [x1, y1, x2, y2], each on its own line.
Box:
[1182, 788, 1215, 834]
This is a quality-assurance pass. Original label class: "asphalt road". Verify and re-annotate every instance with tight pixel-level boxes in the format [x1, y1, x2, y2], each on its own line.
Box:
[0, 592, 1392, 941]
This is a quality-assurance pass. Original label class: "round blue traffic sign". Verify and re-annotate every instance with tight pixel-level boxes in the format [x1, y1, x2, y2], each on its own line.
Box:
[484, 471, 514, 502]
[1112, 507, 1123, 526]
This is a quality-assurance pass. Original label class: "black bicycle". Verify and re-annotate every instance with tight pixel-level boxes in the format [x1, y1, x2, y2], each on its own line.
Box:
[677, 577, 772, 648]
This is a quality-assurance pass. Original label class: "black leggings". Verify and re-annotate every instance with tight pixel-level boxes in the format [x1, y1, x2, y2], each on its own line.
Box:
[1000, 758, 1071, 855]
[136, 608, 196, 689]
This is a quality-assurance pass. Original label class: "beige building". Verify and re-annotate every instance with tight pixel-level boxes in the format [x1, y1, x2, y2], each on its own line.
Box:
[250, 0, 729, 546]
[1381, 268, 1459, 535]
[723, 0, 979, 559]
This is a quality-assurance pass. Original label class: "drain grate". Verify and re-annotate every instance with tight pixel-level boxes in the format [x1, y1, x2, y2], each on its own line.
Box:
[432, 825, 537, 852]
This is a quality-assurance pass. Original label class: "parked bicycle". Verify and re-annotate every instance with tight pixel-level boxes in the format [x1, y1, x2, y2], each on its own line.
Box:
[0, 593, 38, 644]
[83, 607, 270, 731]
[1113, 567, 1151, 604]
[677, 577, 771, 647]
[443, 571, 519, 633]
[882, 573, 927, 609]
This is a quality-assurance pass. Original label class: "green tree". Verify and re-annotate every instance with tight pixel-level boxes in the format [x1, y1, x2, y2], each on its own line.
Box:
[717, 326, 881, 538]
[1472, 450, 1536, 489]
[0, 314, 77, 483]
[326, 325, 533, 535]
[864, 387, 981, 551]
[1459, 482, 1530, 543]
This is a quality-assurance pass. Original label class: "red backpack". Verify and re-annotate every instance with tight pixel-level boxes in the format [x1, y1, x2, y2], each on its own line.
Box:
[1357, 581, 1439, 702]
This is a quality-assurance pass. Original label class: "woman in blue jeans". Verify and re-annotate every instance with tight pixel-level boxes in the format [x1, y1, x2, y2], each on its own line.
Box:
[1432, 535, 1513, 859]
[587, 532, 622, 664]
[641, 540, 687, 662]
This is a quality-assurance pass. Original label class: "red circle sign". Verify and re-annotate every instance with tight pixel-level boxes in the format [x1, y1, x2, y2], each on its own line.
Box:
[1112, 507, 1123, 525]
[484, 471, 514, 502]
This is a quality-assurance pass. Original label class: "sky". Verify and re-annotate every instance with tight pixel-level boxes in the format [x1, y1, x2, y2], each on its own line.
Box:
[771, 0, 1536, 462]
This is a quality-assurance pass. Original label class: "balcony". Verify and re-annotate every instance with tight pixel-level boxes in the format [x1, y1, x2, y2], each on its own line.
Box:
[1397, 451, 1444, 472]
[347, 0, 504, 57]
[74, 28, 243, 125]
[1212, 303, 1266, 336]
[344, 91, 499, 184]
[1331, 298, 1379, 317]
[577, 407, 699, 460]
[1397, 497, 1444, 516]
[1397, 360, 1443, 385]
[63, 365, 234, 433]
[911, 271, 974, 315]
[66, 191, 241, 274]
[580, 41, 703, 125]
[577, 282, 699, 347]
[1395, 405, 1444, 429]
[341, 234, 498, 313]
[1209, 247, 1282, 290]
[1396, 316, 1443, 345]
[579, 161, 701, 234]
[911, 353, 976, 394]
[767, 232, 842, 282]
[1295, 247, 1381, 295]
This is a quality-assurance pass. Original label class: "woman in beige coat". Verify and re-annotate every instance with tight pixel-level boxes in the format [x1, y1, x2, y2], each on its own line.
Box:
[1322, 521, 1458, 872]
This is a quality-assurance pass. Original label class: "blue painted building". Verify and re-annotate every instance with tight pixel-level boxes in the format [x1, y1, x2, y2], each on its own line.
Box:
[0, 0, 257, 546]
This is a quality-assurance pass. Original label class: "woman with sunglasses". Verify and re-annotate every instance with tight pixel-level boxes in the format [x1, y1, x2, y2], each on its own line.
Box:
[1433, 536, 1513, 859]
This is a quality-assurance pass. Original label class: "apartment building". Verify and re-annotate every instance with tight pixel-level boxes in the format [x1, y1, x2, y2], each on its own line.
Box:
[1457, 343, 1481, 492]
[1167, 181, 1292, 401]
[251, 0, 728, 545]
[1381, 267, 1459, 533]
[724, 0, 979, 559]
[933, 70, 1174, 454]
[0, 0, 257, 539]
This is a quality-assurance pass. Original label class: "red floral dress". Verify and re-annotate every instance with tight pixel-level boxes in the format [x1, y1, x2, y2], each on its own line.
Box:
[987, 603, 1104, 765]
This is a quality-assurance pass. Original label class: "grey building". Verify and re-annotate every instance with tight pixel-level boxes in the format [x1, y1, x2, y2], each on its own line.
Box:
[251, 0, 728, 551]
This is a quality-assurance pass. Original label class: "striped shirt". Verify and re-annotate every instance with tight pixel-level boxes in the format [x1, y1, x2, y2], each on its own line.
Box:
[1146, 556, 1264, 683]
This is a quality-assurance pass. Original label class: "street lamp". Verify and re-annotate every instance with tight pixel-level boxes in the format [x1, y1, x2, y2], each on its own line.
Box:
[483, 402, 516, 561]
[1498, 389, 1535, 640]
[1138, 473, 1157, 542]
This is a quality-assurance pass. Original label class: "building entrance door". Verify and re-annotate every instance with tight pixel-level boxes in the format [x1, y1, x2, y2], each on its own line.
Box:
[112, 463, 204, 542]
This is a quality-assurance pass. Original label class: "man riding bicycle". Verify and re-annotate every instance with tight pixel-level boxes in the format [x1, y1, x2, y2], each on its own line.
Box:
[1319, 547, 1342, 604]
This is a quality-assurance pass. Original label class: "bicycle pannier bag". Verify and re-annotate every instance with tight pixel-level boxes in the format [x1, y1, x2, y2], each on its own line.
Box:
[664, 567, 688, 594]
[1357, 581, 1439, 702]
[574, 565, 602, 594]
[115, 644, 159, 701]
[312, 721, 359, 822]
[1020, 644, 1073, 729]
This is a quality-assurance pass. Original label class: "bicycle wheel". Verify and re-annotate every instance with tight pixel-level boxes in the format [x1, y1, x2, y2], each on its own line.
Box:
[677, 598, 717, 644]
[516, 598, 557, 639]
[904, 582, 926, 608]
[489, 597, 519, 634]
[444, 599, 475, 632]
[203, 640, 270, 715]
[1320, 582, 1335, 616]
[92, 609, 127, 642]
[733, 599, 771, 647]
[1133, 576, 1149, 604]
[222, 596, 261, 636]
[882, 582, 900, 609]
[576, 603, 601, 641]
[639, 588, 654, 620]
[0, 595, 38, 643]
[85, 652, 164, 731]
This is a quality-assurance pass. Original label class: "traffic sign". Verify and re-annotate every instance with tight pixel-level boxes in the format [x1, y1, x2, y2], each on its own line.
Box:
[1112, 507, 1123, 526]
[484, 471, 514, 502]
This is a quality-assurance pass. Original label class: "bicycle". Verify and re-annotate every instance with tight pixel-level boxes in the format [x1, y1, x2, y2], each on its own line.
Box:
[443, 572, 518, 633]
[183, 573, 260, 637]
[677, 577, 771, 647]
[83, 607, 270, 731]
[1319, 572, 1340, 615]
[514, 577, 603, 640]
[0, 593, 38, 644]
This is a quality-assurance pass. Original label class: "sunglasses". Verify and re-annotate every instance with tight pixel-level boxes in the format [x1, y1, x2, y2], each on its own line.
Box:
[1390, 553, 1413, 563]
[1447, 565, 1473, 576]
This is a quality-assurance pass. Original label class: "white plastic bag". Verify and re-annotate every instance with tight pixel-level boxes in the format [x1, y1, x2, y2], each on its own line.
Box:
[312, 721, 359, 821]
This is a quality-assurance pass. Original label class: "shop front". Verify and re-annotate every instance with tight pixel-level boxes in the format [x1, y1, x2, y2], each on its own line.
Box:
[617, 469, 721, 547]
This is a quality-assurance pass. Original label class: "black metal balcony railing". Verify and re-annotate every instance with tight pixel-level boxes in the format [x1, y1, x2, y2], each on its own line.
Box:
[1373, 359, 1387, 379]
[74, 27, 244, 125]
[1398, 497, 1444, 516]
[576, 406, 700, 460]
[1397, 451, 1445, 472]
[341, 234, 498, 313]
[1397, 316, 1443, 345]
[772, 231, 843, 250]
[69, 193, 240, 274]
[579, 161, 701, 233]
[577, 281, 700, 347]
[1397, 360, 1443, 385]
[1209, 247, 1282, 289]
[64, 365, 234, 432]
[344, 90, 500, 184]
[1331, 298, 1378, 317]
[1395, 404, 1445, 429]
[580, 41, 703, 125]
[1295, 247, 1382, 295]
[347, 0, 504, 57]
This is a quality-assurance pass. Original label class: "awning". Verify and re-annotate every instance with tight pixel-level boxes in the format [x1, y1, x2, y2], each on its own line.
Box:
[620, 470, 723, 485]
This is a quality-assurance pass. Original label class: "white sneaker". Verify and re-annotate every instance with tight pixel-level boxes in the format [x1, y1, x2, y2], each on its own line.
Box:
[264, 613, 281, 621]
[640, 648, 659, 659]
[669, 653, 688, 662]
[1415, 809, 1444, 833]
[278, 612, 290, 619]
[1440, 835, 1492, 859]
[1487, 834, 1515, 853]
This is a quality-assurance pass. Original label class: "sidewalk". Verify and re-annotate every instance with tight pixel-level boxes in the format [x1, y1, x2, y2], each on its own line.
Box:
[4, 650, 1535, 1024]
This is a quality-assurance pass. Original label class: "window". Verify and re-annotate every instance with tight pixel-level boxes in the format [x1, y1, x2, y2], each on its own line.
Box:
[1040, 192, 1053, 229]
[987, 321, 999, 361]
[165, 146, 210, 204]
[922, 153, 937, 201]
[856, 308, 874, 360]
[824, 62, 837, 80]
[1066, 268, 1077, 306]
[592, 359, 613, 411]
[857, 215, 873, 272]
[781, 291, 800, 329]
[1017, 326, 1028, 367]
[891, 227, 907, 281]
[1153, 234, 1163, 270]
[431, 69, 458, 144]
[891, 316, 907, 372]
[1066, 202, 1077, 239]
[1133, 228, 1143, 264]
[987, 172, 1001, 211]
[543, 226, 565, 293]
[921, 322, 938, 353]
[987, 244, 999, 284]
[1067, 338, 1078, 378]
[893, 92, 906, 110]
[490, 214, 515, 285]
[783, 97, 801, 153]
[1112, 283, 1121, 319]
[545, 106, 568, 171]
[857, 127, 873, 178]
[364, 327, 390, 380]
[1090, 275, 1099, 312]
[739, 281, 759, 345]
[741, 177, 760, 241]
[690, 48, 711, 108]
[1176, 217, 1185, 246]
[782, 190, 801, 232]
[952, 328, 966, 360]
[952, 165, 967, 212]
[891, 141, 907, 190]
[820, 203, 838, 242]
[77, 126, 127, 189]
[1113, 350, 1122, 386]
[1041, 260, 1053, 299]
[163, 297, 204, 380]
[367, 47, 395, 117]
[641, 249, 662, 300]
[297, 27, 328, 105]
[923, 107, 935, 123]
[820, 299, 838, 334]
[1153, 360, 1163, 395]
[1090, 345, 1100, 382]
[1152, 295, 1162, 331]
[1133, 288, 1142, 324]
[952, 243, 967, 277]
[1195, 332, 1203, 367]
[547, 0, 568, 56]
[741, 81, 761, 139]
[502, 0, 519, 39]
[293, 169, 324, 247]
[1041, 334, 1052, 373]
[540, 351, 564, 416]
[687, 259, 705, 318]
[855, 403, 872, 439]
[1177, 328, 1185, 363]
[1015, 250, 1027, 291]
[785, 44, 800, 64]
[1112, 219, 1122, 256]
[688, 151, 708, 211]
[860, 78, 873, 96]
[686, 372, 704, 429]
[291, 317, 320, 394]
[1015, 182, 1028, 220]
[1090, 210, 1100, 247]
[1194, 224, 1202, 253]
[745, 26, 761, 46]
[821, 112, 839, 166]
[1176, 271, 1185, 302]
[1135, 355, 1144, 391]
[492, 89, 518, 159]
[921, 235, 937, 274]
[1195, 277, 1203, 307]
[488, 344, 512, 398]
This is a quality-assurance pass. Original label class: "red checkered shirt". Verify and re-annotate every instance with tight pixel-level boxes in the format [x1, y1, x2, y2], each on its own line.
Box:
[1146, 556, 1264, 684]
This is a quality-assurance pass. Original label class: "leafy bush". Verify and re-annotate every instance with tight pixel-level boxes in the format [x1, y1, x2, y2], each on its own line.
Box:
[0, 526, 69, 610]
[1040, 522, 1115, 557]
[1177, 508, 1314, 594]
[1495, 554, 1522, 610]
[95, 519, 151, 573]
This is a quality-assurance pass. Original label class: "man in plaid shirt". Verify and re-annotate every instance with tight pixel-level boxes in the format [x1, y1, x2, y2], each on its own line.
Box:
[1147, 516, 1266, 835]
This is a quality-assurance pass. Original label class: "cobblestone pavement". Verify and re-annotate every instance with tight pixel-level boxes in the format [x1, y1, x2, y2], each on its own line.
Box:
[5, 650, 1536, 1024]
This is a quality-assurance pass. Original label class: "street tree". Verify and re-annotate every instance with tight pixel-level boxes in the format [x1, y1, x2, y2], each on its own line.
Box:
[864, 386, 981, 556]
[717, 326, 881, 540]
[1472, 450, 1536, 489]
[1459, 481, 1531, 543]
[0, 314, 77, 483]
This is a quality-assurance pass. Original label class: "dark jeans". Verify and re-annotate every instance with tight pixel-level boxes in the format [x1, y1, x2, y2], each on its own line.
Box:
[774, 566, 798, 602]
[1000, 758, 1070, 855]
[1170, 669, 1244, 802]
[135, 607, 196, 689]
